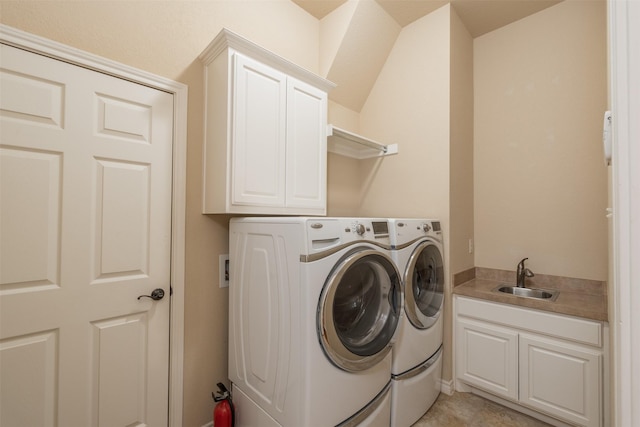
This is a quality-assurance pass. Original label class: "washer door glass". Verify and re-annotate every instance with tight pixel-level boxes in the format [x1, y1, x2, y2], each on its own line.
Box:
[318, 248, 401, 372]
[404, 241, 444, 329]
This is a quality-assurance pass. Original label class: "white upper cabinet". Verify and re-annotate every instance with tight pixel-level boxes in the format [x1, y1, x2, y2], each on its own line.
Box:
[200, 29, 334, 215]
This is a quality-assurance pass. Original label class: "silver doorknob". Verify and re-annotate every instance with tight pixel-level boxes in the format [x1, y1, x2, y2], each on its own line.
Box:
[137, 288, 165, 301]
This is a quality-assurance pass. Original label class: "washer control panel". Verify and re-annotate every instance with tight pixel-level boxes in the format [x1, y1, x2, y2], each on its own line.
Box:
[388, 218, 442, 246]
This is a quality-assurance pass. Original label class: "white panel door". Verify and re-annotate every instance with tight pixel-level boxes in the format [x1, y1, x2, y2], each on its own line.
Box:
[285, 77, 327, 211]
[0, 44, 173, 427]
[519, 333, 602, 427]
[232, 53, 286, 208]
[456, 317, 519, 400]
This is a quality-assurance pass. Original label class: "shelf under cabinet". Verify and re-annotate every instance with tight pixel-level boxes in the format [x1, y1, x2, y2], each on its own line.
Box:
[327, 125, 398, 159]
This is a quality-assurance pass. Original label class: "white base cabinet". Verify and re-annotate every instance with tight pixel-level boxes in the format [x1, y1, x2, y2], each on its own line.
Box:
[455, 296, 607, 427]
[199, 29, 334, 215]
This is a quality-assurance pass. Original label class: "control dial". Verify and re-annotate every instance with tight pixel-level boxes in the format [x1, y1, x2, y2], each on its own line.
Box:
[354, 223, 366, 236]
[422, 223, 431, 233]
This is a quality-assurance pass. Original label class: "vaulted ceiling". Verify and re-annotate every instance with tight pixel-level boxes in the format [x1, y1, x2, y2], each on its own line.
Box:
[291, 0, 562, 112]
[292, 0, 561, 37]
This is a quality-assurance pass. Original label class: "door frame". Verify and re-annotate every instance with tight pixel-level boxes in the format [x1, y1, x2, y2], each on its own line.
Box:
[0, 24, 187, 427]
[608, 1, 640, 426]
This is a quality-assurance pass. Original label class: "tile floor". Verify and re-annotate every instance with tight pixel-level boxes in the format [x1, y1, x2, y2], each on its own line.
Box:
[412, 392, 553, 427]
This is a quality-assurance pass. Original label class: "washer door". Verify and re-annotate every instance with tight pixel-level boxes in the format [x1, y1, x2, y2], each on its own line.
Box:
[404, 241, 444, 329]
[318, 248, 402, 372]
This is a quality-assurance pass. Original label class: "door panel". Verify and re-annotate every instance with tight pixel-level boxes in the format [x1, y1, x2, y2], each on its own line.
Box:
[0, 44, 172, 427]
[0, 146, 61, 290]
[0, 67, 64, 127]
[94, 159, 150, 279]
[0, 331, 58, 427]
[91, 314, 148, 427]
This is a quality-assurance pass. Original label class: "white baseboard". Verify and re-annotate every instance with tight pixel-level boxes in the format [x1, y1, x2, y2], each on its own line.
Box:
[440, 378, 454, 395]
[201, 422, 213, 427]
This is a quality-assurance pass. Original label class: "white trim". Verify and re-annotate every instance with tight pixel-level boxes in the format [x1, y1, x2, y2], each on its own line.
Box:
[0, 24, 188, 427]
[608, 1, 640, 426]
[439, 378, 454, 396]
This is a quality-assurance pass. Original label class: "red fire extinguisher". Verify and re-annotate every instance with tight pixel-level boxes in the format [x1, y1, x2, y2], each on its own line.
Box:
[212, 382, 235, 427]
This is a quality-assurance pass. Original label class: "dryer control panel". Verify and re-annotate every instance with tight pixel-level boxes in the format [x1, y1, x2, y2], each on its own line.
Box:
[347, 219, 389, 236]
[304, 218, 392, 254]
[344, 218, 391, 247]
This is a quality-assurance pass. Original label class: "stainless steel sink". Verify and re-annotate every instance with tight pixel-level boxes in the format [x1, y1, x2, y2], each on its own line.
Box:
[494, 285, 559, 301]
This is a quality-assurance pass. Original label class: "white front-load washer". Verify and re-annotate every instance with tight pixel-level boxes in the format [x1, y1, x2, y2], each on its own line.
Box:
[388, 219, 445, 427]
[229, 217, 403, 427]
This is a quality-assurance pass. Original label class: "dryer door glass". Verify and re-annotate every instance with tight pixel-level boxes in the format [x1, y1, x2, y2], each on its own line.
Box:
[404, 242, 444, 329]
[318, 248, 401, 372]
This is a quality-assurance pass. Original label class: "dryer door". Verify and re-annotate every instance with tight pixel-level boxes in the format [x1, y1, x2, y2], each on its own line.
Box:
[318, 248, 401, 372]
[404, 241, 444, 329]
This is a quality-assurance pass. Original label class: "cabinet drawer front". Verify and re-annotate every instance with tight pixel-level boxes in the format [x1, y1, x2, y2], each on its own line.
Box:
[519, 333, 601, 427]
[456, 297, 602, 347]
[456, 318, 519, 400]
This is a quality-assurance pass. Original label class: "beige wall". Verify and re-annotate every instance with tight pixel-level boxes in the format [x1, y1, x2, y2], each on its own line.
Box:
[0, 2, 320, 426]
[449, 6, 475, 289]
[327, 101, 361, 216]
[357, 5, 451, 223]
[448, 6, 475, 383]
[473, 0, 608, 281]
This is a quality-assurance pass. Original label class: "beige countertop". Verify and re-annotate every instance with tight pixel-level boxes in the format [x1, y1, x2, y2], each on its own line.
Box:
[453, 277, 608, 322]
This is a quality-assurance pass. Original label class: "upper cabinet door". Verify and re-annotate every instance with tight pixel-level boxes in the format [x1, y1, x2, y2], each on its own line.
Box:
[285, 77, 327, 210]
[232, 53, 287, 208]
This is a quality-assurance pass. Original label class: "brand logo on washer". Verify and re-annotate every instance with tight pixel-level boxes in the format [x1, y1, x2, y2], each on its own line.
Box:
[310, 223, 323, 229]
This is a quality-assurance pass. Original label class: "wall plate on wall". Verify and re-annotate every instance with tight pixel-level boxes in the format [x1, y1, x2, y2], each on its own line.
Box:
[219, 254, 229, 288]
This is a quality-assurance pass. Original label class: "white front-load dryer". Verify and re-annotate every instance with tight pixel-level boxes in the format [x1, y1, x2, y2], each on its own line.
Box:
[388, 219, 445, 427]
[229, 217, 402, 427]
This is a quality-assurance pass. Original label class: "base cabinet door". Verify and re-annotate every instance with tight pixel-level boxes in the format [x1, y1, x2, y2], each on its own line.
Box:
[519, 333, 601, 427]
[456, 318, 519, 400]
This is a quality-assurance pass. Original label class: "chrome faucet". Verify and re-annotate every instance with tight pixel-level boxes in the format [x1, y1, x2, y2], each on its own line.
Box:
[516, 258, 535, 288]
